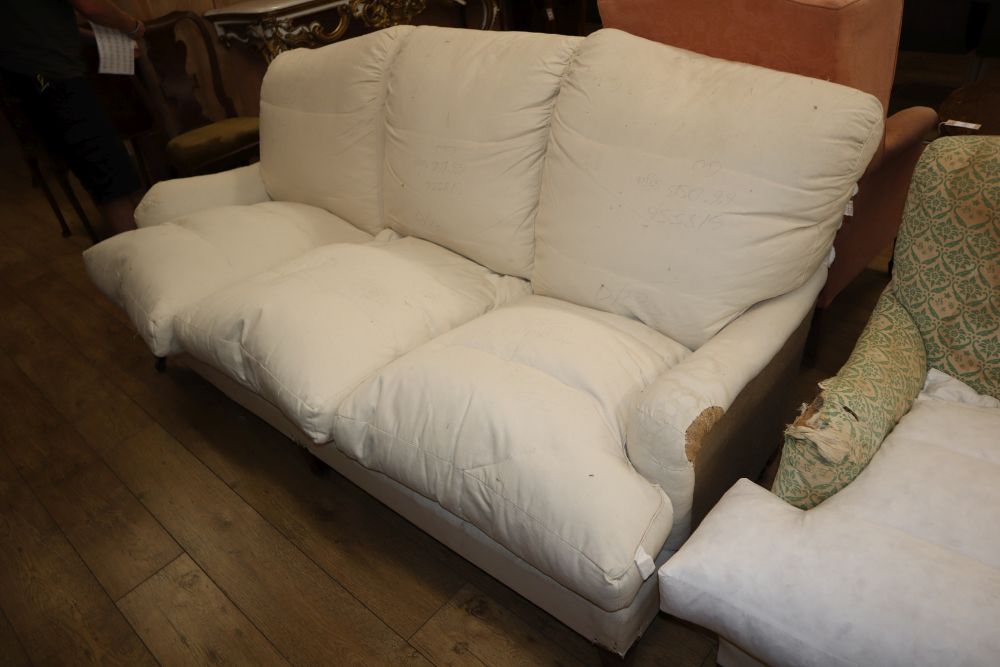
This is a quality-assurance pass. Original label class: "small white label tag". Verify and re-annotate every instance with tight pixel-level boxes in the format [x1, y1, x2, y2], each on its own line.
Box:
[634, 546, 655, 580]
[844, 183, 859, 217]
[546, 8, 555, 21]
[943, 119, 982, 131]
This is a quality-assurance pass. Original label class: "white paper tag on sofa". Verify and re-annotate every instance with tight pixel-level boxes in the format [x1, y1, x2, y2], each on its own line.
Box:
[634, 546, 655, 580]
[844, 183, 859, 217]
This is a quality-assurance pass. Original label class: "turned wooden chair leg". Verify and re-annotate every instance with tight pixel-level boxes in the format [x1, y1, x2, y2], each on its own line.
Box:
[28, 156, 71, 237]
[55, 170, 98, 244]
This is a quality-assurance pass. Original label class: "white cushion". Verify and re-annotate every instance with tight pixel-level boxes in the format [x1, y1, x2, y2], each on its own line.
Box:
[658, 373, 1000, 667]
[83, 201, 372, 357]
[532, 29, 884, 349]
[333, 296, 689, 611]
[383, 28, 579, 278]
[260, 26, 413, 236]
[175, 236, 529, 442]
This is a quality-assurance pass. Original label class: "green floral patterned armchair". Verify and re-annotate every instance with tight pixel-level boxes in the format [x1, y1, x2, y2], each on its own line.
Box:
[773, 135, 1000, 509]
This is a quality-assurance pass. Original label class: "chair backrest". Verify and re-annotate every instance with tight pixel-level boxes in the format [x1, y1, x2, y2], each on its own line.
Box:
[596, 0, 902, 113]
[140, 11, 237, 138]
[892, 136, 1000, 399]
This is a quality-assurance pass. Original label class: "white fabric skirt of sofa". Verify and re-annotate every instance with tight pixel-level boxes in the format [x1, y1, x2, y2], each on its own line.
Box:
[181, 354, 670, 655]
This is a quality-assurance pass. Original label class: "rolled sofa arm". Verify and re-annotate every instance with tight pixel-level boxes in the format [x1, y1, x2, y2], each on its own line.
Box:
[135, 163, 271, 227]
[627, 265, 827, 548]
[772, 290, 926, 509]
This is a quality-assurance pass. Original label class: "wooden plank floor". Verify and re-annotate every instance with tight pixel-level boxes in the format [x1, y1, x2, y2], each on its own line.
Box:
[0, 121, 886, 666]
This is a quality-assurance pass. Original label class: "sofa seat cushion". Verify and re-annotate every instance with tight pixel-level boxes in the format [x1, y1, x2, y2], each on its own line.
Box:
[333, 296, 690, 611]
[828, 375, 1000, 565]
[659, 372, 1000, 667]
[175, 236, 530, 443]
[83, 201, 373, 357]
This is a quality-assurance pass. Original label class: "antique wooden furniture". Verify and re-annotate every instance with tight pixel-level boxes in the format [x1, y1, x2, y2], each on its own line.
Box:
[140, 11, 260, 177]
[204, 0, 501, 62]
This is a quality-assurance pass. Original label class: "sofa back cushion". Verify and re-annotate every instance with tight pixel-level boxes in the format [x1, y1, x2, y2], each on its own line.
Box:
[893, 136, 1000, 400]
[382, 28, 579, 279]
[532, 29, 884, 349]
[259, 26, 413, 236]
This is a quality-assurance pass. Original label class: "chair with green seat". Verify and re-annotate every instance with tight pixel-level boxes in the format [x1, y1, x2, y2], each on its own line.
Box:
[140, 11, 259, 177]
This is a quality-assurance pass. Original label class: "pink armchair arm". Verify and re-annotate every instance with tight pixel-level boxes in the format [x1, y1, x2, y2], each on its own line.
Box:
[818, 106, 938, 306]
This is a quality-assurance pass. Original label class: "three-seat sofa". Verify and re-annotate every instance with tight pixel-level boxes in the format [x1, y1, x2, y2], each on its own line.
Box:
[83, 25, 883, 653]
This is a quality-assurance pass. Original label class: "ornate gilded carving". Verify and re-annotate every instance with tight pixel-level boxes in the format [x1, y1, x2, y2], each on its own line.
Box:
[348, 0, 427, 29]
[215, 7, 351, 63]
[208, 0, 501, 62]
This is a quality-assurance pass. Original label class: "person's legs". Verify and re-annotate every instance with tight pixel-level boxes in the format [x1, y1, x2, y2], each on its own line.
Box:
[97, 194, 136, 236]
[8, 72, 140, 238]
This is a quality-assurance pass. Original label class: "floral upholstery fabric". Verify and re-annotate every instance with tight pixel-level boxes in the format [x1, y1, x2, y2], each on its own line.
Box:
[773, 136, 999, 508]
[773, 292, 926, 508]
[894, 136, 1000, 399]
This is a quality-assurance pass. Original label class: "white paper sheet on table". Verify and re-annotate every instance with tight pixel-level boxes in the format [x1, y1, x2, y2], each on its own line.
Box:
[90, 23, 135, 76]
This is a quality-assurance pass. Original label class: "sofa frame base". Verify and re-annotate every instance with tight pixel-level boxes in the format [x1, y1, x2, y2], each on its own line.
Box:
[174, 309, 811, 655]
[179, 354, 666, 655]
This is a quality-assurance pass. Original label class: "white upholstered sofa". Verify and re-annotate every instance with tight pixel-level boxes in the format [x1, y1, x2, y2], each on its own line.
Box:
[84, 25, 882, 653]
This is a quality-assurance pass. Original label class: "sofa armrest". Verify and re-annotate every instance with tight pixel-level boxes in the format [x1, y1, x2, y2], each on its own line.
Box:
[134, 163, 270, 227]
[863, 106, 937, 174]
[772, 291, 926, 509]
[627, 265, 827, 546]
[883, 107, 938, 163]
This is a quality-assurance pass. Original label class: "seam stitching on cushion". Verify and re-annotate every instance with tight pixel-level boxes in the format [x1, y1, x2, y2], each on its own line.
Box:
[378, 27, 414, 233]
[437, 339, 628, 444]
[527, 36, 582, 276]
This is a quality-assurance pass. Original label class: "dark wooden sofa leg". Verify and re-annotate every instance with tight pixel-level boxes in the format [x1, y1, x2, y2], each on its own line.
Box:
[597, 646, 628, 665]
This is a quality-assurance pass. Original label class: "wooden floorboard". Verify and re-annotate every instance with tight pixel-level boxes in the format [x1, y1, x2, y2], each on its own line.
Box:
[0, 116, 889, 666]
[118, 553, 290, 666]
[106, 423, 430, 666]
[410, 584, 587, 667]
[0, 452, 156, 666]
[0, 318, 182, 602]
[0, 607, 30, 667]
[173, 399, 468, 639]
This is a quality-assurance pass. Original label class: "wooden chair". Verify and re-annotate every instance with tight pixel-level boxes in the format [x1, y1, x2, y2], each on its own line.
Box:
[139, 11, 260, 177]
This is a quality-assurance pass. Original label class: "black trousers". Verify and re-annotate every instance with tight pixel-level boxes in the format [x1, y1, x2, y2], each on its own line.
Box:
[2, 70, 139, 204]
